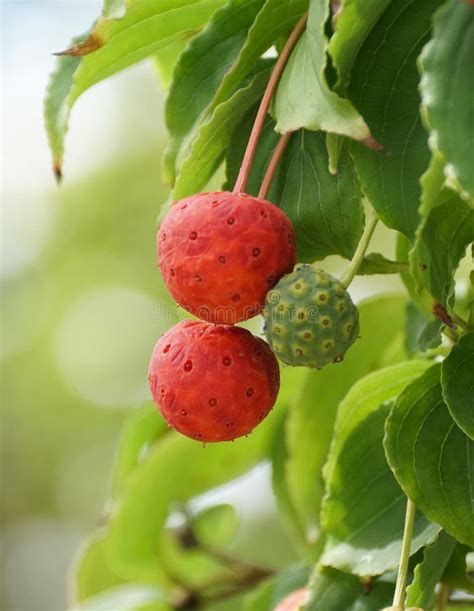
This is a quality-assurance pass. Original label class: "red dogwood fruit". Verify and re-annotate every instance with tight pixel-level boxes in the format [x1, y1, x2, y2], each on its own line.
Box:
[158, 191, 296, 324]
[148, 320, 280, 442]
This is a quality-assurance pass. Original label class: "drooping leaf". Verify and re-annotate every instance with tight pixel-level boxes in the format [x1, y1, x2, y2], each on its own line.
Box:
[349, 0, 444, 240]
[385, 364, 474, 548]
[172, 63, 272, 199]
[419, 0, 474, 199]
[321, 360, 437, 576]
[69, 0, 226, 104]
[244, 565, 310, 611]
[45, 0, 226, 175]
[441, 331, 474, 440]
[405, 530, 457, 609]
[226, 116, 364, 262]
[284, 295, 410, 555]
[328, 0, 392, 94]
[112, 404, 169, 496]
[105, 404, 282, 581]
[272, 0, 371, 141]
[164, 0, 266, 183]
[303, 567, 394, 611]
[44, 35, 85, 178]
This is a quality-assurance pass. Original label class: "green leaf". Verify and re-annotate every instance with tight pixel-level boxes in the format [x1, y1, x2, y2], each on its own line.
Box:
[164, 0, 308, 185]
[164, 0, 266, 183]
[405, 531, 457, 608]
[273, 0, 371, 141]
[328, 0, 392, 94]
[410, 195, 474, 308]
[321, 360, 437, 576]
[244, 565, 310, 611]
[349, 0, 444, 240]
[112, 405, 169, 496]
[272, 131, 364, 261]
[69, 1, 226, 105]
[45, 0, 226, 174]
[226, 119, 364, 262]
[408, 148, 447, 312]
[303, 567, 394, 611]
[152, 38, 193, 90]
[385, 364, 474, 548]
[192, 504, 239, 547]
[44, 35, 84, 178]
[70, 585, 168, 611]
[74, 534, 126, 602]
[442, 331, 474, 440]
[419, 0, 474, 199]
[105, 406, 282, 581]
[358, 253, 409, 276]
[285, 295, 410, 554]
[211, 0, 308, 114]
[172, 63, 272, 198]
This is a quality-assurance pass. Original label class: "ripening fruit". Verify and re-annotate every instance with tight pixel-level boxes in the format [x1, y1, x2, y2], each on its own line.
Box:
[148, 320, 280, 442]
[158, 191, 296, 324]
[263, 265, 359, 368]
[274, 588, 309, 611]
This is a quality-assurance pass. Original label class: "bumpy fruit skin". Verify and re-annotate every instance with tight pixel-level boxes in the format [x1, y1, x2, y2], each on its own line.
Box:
[158, 191, 296, 324]
[263, 266, 359, 368]
[148, 320, 280, 442]
[274, 588, 309, 611]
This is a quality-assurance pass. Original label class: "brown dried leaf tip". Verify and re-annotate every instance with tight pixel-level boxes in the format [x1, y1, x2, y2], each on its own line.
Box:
[361, 134, 387, 154]
[53, 162, 63, 184]
[54, 33, 102, 57]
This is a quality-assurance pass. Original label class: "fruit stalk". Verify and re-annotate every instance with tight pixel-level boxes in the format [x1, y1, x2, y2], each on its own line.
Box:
[339, 212, 378, 288]
[233, 12, 308, 194]
[258, 132, 293, 199]
[393, 498, 417, 609]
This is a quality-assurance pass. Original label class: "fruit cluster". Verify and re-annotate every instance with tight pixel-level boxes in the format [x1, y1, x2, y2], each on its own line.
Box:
[148, 192, 360, 443]
[148, 191, 296, 442]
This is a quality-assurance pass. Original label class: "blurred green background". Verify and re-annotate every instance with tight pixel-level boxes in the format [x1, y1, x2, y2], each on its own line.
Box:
[0, 2, 405, 610]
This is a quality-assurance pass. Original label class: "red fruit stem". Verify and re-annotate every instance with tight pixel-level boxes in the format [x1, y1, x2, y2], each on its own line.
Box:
[233, 12, 308, 194]
[258, 132, 292, 199]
